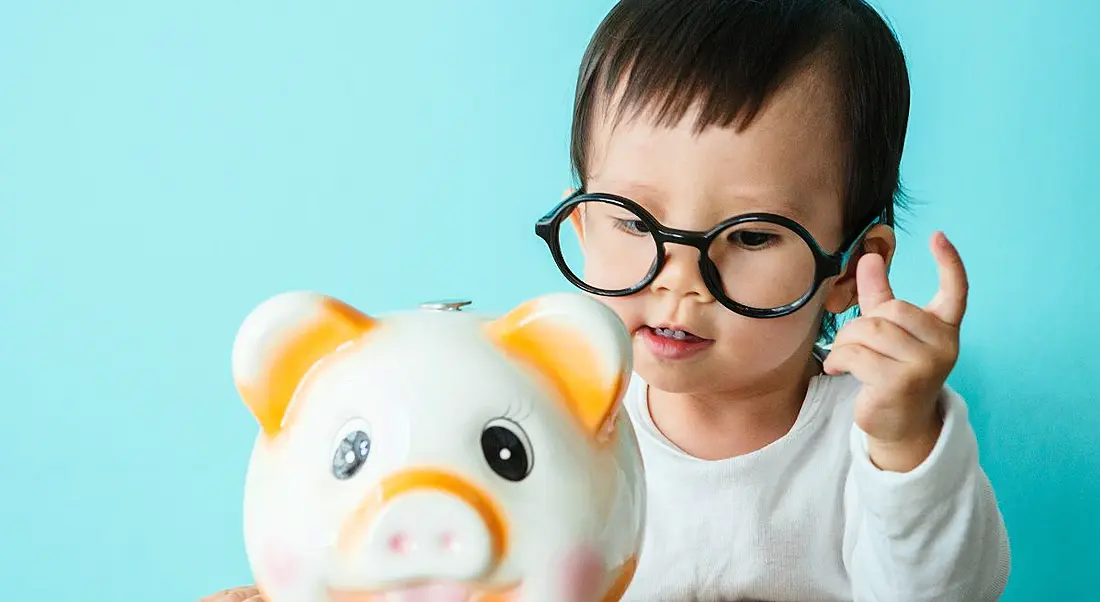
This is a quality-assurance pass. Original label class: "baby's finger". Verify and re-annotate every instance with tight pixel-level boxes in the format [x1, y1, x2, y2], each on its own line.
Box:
[831, 316, 925, 363]
[856, 252, 895, 314]
[823, 341, 896, 383]
[925, 231, 969, 326]
[199, 587, 260, 602]
[863, 299, 953, 348]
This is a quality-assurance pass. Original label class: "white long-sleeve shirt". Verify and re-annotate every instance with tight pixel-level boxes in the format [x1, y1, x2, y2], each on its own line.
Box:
[620, 368, 1011, 602]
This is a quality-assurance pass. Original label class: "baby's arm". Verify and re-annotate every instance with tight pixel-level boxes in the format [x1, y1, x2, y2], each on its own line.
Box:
[842, 387, 1010, 601]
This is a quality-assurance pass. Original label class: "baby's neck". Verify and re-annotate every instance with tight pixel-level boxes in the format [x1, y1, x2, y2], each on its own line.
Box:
[645, 354, 822, 461]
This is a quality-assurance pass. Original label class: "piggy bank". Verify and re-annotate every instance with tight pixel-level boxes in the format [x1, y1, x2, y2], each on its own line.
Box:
[231, 292, 645, 602]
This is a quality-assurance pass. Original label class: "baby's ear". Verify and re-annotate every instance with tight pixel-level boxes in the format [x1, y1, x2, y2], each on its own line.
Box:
[825, 224, 897, 314]
[232, 291, 376, 436]
[485, 293, 632, 444]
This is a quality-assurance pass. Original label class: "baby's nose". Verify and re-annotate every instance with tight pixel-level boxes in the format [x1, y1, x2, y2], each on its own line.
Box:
[652, 246, 714, 300]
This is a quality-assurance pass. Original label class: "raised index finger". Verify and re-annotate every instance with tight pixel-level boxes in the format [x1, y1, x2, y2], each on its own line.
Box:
[925, 231, 969, 326]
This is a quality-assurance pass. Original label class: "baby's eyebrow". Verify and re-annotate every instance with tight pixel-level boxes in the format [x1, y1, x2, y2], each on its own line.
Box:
[589, 179, 821, 224]
[709, 183, 823, 222]
[747, 196, 816, 223]
[590, 179, 666, 202]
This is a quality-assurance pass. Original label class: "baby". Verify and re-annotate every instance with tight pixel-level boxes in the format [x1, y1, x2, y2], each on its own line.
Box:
[204, 1, 1010, 600]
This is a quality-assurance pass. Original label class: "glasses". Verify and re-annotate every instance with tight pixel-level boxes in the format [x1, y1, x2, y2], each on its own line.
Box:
[535, 190, 881, 319]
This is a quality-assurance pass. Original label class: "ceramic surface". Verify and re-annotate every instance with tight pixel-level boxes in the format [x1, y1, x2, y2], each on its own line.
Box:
[232, 292, 646, 602]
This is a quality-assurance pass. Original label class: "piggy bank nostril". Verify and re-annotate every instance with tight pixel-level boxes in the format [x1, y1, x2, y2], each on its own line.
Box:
[387, 532, 413, 555]
[439, 531, 459, 553]
[386, 529, 463, 555]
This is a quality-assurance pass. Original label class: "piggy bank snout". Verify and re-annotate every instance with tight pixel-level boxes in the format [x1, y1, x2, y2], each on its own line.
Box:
[360, 489, 499, 583]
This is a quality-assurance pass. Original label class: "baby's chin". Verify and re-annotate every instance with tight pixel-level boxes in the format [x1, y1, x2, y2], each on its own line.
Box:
[632, 348, 737, 395]
[633, 339, 804, 397]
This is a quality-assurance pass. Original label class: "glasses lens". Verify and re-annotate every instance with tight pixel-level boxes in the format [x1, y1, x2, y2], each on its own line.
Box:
[556, 199, 659, 293]
[708, 220, 817, 310]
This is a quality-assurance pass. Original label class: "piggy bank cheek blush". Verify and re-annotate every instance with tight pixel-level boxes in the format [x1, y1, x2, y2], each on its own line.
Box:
[250, 521, 332, 599]
[257, 540, 301, 591]
[558, 544, 607, 601]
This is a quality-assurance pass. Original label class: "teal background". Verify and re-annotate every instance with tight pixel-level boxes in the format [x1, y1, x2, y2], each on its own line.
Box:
[1, 1, 1096, 600]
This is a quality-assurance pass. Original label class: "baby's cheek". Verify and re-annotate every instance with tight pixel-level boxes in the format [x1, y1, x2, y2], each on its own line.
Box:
[556, 544, 606, 602]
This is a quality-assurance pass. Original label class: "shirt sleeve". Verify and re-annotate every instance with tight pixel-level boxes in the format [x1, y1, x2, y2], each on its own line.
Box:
[841, 386, 1011, 601]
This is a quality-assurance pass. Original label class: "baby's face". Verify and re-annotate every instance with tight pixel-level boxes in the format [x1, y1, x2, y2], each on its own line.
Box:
[578, 63, 853, 395]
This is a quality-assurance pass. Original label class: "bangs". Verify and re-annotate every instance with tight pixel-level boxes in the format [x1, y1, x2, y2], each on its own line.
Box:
[573, 0, 843, 154]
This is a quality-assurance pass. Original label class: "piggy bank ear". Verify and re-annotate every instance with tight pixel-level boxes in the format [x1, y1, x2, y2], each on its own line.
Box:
[485, 293, 632, 443]
[232, 291, 376, 436]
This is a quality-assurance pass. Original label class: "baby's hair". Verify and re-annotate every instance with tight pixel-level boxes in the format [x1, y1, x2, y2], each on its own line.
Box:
[570, 0, 912, 343]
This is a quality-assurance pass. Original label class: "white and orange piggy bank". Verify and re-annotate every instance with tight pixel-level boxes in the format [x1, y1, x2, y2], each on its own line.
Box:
[231, 292, 646, 602]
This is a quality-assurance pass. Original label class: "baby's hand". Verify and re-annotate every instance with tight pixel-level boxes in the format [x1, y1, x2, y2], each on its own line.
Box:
[199, 586, 264, 602]
[823, 231, 968, 472]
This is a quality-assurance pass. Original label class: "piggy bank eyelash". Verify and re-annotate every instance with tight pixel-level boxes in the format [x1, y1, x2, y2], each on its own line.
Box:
[501, 394, 536, 424]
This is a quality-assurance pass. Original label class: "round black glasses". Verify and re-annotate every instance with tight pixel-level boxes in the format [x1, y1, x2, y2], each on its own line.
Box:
[535, 190, 881, 319]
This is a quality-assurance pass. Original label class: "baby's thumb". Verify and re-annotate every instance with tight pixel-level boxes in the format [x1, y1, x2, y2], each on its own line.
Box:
[856, 252, 894, 313]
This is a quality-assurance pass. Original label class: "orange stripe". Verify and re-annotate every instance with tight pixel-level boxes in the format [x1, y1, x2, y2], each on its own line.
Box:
[338, 468, 509, 563]
[601, 555, 638, 602]
[238, 297, 375, 436]
[474, 588, 518, 602]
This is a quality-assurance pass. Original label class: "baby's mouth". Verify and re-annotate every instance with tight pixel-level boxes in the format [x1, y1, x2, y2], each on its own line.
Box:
[646, 326, 709, 343]
[638, 324, 715, 359]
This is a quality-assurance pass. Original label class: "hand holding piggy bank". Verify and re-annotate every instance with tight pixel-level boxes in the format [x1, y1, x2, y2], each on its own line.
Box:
[231, 293, 645, 602]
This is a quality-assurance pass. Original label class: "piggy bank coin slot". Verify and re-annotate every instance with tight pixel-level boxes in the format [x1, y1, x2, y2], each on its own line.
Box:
[419, 299, 473, 312]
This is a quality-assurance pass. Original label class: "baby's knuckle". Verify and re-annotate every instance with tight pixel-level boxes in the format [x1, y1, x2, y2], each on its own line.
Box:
[946, 340, 960, 360]
[928, 338, 957, 364]
[896, 378, 921, 399]
[899, 366, 931, 391]
[937, 354, 957, 375]
[879, 300, 907, 322]
[866, 317, 888, 335]
[918, 364, 942, 387]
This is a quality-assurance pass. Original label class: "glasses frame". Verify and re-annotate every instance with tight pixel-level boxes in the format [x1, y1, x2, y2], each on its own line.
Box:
[535, 189, 882, 319]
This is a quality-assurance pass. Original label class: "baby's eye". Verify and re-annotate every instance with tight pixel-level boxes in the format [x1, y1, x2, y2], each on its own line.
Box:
[729, 230, 775, 248]
[613, 218, 651, 236]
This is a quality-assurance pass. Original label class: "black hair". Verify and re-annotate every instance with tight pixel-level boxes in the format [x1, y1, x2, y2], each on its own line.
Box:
[569, 0, 911, 343]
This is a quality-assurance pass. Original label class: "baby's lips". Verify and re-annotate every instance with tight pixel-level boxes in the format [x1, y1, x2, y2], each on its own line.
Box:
[649, 324, 710, 342]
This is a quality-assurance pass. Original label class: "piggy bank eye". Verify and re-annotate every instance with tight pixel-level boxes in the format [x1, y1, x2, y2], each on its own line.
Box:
[481, 418, 533, 482]
[333, 430, 371, 480]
